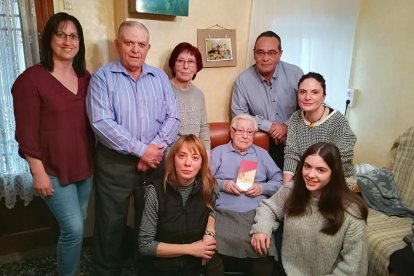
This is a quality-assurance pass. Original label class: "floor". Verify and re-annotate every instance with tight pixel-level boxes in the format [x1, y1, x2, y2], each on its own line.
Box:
[0, 245, 285, 276]
[0, 245, 138, 276]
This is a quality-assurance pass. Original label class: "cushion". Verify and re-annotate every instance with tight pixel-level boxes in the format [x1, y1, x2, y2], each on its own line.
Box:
[389, 126, 414, 208]
[354, 163, 378, 175]
[357, 168, 414, 218]
[367, 209, 411, 276]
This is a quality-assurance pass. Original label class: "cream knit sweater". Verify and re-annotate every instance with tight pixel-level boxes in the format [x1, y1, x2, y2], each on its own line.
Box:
[251, 182, 368, 275]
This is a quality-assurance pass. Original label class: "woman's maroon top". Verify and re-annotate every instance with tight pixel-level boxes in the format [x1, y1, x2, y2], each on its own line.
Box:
[12, 64, 94, 184]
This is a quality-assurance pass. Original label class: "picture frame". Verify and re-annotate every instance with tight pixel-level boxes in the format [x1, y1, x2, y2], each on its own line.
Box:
[129, 0, 189, 16]
[197, 28, 237, 68]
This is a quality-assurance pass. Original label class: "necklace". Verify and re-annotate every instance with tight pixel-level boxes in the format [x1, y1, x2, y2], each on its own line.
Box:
[305, 106, 326, 128]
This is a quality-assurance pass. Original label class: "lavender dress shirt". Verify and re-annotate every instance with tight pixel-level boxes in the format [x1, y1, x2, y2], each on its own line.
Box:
[86, 61, 180, 156]
[211, 142, 282, 212]
[231, 60, 303, 132]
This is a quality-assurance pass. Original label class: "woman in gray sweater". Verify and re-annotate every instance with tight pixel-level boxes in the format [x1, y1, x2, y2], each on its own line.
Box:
[283, 72, 357, 191]
[251, 142, 368, 275]
[168, 42, 210, 151]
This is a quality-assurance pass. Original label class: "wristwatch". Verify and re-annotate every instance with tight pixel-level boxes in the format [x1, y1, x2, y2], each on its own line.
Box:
[205, 229, 215, 238]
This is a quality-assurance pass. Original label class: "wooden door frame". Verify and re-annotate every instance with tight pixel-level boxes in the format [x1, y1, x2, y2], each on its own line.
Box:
[33, 0, 54, 50]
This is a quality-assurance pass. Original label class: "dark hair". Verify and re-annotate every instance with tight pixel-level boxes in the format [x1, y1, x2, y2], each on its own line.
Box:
[164, 134, 215, 209]
[284, 142, 368, 235]
[168, 42, 203, 80]
[254, 31, 282, 51]
[298, 72, 327, 95]
[40, 12, 86, 76]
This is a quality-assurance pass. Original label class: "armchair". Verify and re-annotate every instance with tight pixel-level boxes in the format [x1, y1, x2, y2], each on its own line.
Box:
[209, 122, 269, 150]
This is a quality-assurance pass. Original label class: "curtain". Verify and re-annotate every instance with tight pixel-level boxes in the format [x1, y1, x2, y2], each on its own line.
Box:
[0, 0, 39, 209]
[248, 0, 360, 113]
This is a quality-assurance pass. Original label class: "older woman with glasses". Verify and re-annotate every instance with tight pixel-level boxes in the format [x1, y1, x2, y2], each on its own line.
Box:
[206, 114, 282, 275]
[168, 42, 210, 151]
[12, 13, 93, 275]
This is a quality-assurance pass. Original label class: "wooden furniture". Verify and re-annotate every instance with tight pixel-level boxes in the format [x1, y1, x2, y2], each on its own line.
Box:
[0, 197, 57, 257]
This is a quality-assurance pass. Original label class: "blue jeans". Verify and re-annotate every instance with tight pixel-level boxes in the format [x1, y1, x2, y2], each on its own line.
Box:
[42, 175, 93, 276]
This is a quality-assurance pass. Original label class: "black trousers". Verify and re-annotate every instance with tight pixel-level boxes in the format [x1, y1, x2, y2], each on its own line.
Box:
[142, 262, 201, 276]
[389, 244, 414, 276]
[204, 253, 274, 276]
[269, 138, 285, 171]
[92, 143, 164, 276]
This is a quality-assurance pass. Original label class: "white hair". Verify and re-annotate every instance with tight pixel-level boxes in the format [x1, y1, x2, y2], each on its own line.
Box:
[117, 20, 149, 40]
[230, 114, 258, 131]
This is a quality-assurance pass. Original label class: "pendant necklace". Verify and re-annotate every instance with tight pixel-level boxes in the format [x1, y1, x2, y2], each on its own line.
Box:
[306, 106, 326, 128]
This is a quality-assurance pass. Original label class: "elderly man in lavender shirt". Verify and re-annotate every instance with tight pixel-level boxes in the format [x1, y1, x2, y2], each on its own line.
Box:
[206, 114, 281, 276]
[86, 21, 180, 276]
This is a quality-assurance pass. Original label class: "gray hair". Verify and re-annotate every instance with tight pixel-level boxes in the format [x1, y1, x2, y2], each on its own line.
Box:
[117, 20, 149, 40]
[230, 114, 258, 131]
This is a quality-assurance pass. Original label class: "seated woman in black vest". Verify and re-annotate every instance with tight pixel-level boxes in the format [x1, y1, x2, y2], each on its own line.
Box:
[138, 134, 217, 276]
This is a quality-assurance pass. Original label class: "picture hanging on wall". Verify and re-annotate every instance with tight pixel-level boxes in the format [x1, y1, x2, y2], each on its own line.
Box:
[130, 0, 189, 16]
[205, 37, 233, 61]
[197, 26, 237, 68]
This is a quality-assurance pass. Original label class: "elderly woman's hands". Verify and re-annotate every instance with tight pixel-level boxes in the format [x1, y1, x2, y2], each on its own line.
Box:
[245, 183, 263, 197]
[223, 181, 263, 197]
[223, 180, 241, 195]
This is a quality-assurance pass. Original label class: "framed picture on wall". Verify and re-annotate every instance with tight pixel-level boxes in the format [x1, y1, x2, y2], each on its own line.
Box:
[197, 28, 237, 67]
[205, 37, 233, 61]
[129, 0, 189, 16]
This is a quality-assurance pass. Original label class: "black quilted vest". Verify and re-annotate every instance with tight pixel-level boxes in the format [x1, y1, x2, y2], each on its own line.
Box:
[152, 178, 210, 273]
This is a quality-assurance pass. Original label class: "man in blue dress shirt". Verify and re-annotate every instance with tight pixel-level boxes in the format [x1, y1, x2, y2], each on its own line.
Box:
[231, 31, 303, 170]
[86, 21, 180, 276]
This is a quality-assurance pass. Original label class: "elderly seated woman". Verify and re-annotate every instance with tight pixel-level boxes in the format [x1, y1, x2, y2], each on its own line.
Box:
[206, 114, 282, 276]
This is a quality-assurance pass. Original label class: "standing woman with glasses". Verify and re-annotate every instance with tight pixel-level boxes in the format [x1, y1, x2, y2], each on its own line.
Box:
[168, 42, 211, 152]
[12, 12, 93, 275]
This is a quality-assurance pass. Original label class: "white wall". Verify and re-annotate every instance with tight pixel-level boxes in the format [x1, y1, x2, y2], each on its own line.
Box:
[248, 0, 359, 113]
[349, 0, 414, 166]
